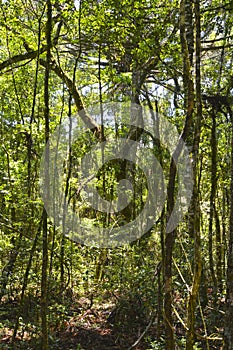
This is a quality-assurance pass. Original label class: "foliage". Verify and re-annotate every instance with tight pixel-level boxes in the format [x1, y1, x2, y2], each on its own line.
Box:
[0, 0, 233, 349]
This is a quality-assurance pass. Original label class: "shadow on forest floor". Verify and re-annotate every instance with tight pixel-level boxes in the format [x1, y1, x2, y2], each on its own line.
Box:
[0, 298, 146, 350]
[0, 327, 124, 350]
[0, 321, 144, 350]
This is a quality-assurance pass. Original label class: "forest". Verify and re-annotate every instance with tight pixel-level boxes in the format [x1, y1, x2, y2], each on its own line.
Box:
[0, 0, 233, 349]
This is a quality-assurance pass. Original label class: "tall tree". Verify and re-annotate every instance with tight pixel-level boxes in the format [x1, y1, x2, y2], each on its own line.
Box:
[186, 0, 202, 348]
[41, 0, 52, 348]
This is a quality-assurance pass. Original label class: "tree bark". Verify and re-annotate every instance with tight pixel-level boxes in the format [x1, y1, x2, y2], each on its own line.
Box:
[208, 110, 217, 292]
[186, 0, 202, 348]
[163, 1, 195, 348]
[224, 110, 233, 349]
[41, 1, 52, 349]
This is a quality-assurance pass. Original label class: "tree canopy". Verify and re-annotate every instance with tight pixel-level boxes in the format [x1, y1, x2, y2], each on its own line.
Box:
[0, 0, 233, 349]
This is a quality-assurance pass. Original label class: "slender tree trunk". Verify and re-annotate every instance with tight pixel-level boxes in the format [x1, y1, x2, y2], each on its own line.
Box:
[224, 110, 233, 349]
[41, 1, 52, 349]
[144, 94, 165, 339]
[185, 0, 194, 65]
[41, 209, 49, 350]
[164, 159, 176, 350]
[215, 208, 222, 292]
[163, 1, 195, 348]
[12, 219, 42, 342]
[222, 188, 227, 278]
[60, 95, 73, 297]
[186, 0, 202, 348]
[208, 110, 217, 291]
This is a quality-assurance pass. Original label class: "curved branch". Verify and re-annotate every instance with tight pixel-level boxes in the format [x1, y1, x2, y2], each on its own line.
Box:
[0, 45, 101, 137]
[0, 47, 45, 73]
[39, 57, 101, 135]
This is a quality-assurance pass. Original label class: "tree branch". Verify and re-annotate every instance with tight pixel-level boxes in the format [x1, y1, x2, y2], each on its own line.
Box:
[0, 47, 46, 73]
[0, 43, 101, 137]
[39, 57, 101, 135]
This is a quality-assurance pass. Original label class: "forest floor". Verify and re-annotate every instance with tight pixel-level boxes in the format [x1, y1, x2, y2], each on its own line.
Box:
[0, 293, 224, 349]
[0, 296, 149, 350]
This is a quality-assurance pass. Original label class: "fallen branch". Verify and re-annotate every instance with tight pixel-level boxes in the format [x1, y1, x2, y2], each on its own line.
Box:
[126, 313, 156, 350]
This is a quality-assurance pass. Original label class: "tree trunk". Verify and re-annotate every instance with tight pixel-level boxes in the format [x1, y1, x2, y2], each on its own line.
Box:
[224, 111, 233, 349]
[164, 160, 176, 350]
[41, 1, 52, 348]
[186, 0, 202, 348]
[12, 219, 42, 342]
[208, 110, 217, 292]
[41, 209, 49, 350]
[215, 208, 222, 292]
[163, 1, 195, 348]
